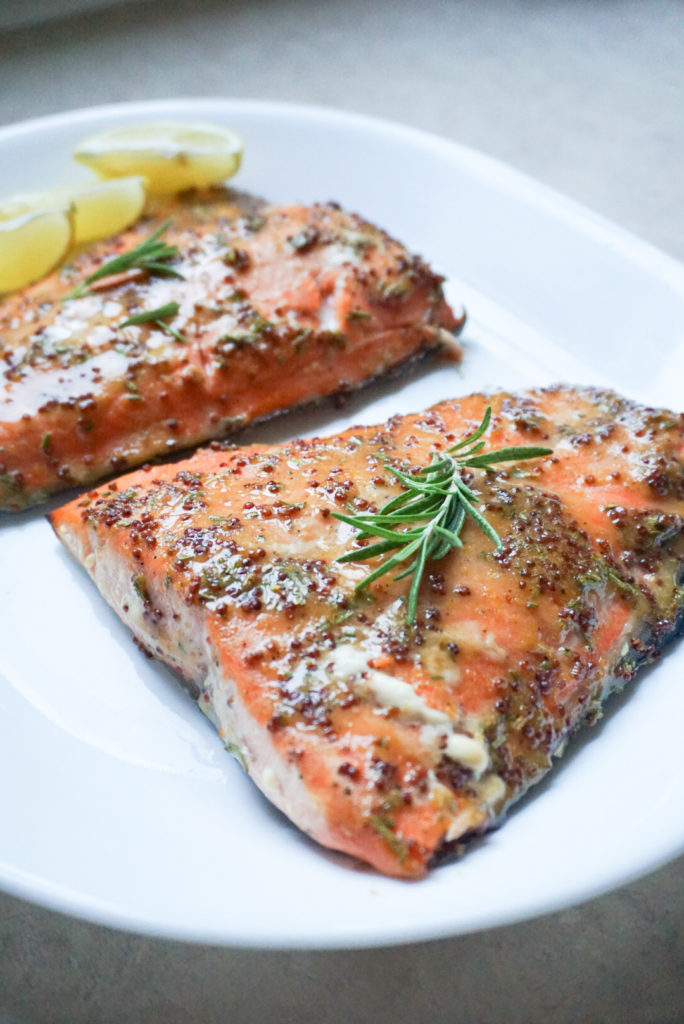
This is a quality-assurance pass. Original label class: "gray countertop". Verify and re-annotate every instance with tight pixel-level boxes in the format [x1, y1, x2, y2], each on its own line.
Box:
[1, 2, 683, 1022]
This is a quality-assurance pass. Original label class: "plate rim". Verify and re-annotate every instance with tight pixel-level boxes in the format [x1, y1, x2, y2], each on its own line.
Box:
[1, 96, 683, 949]
[2, 96, 684, 295]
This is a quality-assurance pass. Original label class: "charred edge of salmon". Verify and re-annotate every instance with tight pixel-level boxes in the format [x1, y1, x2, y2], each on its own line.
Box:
[430, 594, 684, 869]
[201, 326, 464, 445]
[0, 326, 464, 516]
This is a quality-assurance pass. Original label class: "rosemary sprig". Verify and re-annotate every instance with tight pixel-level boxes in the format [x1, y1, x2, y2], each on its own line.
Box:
[334, 407, 552, 624]
[67, 220, 184, 299]
[120, 301, 186, 343]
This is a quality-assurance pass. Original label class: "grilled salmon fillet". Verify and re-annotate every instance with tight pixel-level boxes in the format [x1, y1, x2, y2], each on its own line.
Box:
[0, 189, 463, 511]
[50, 386, 684, 878]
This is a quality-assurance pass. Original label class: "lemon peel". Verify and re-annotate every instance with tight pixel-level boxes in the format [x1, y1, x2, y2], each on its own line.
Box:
[0, 207, 73, 293]
[73, 121, 244, 195]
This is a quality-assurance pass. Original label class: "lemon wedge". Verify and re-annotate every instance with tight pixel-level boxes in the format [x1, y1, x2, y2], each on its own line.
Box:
[0, 176, 147, 246]
[73, 121, 244, 195]
[0, 207, 74, 293]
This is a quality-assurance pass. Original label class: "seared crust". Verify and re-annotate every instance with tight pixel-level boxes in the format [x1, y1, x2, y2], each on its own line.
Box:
[50, 385, 684, 877]
[432, 598, 684, 868]
[0, 190, 463, 510]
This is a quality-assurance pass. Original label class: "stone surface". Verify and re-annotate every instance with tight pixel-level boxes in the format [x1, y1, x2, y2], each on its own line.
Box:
[1, 0, 683, 261]
[1, 1, 683, 1021]
[1, 857, 683, 1024]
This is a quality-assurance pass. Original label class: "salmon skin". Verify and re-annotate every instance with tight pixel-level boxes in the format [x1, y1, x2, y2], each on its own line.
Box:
[50, 385, 684, 878]
[0, 189, 463, 511]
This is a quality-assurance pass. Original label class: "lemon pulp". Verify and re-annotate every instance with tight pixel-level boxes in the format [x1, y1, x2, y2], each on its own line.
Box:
[0, 208, 73, 293]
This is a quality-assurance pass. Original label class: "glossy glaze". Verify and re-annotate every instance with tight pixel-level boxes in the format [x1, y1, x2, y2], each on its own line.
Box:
[51, 386, 684, 877]
[1, 189, 462, 509]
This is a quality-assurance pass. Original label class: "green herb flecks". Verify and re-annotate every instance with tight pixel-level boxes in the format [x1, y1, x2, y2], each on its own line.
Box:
[225, 742, 248, 772]
[67, 220, 184, 299]
[120, 301, 186, 343]
[334, 407, 552, 624]
[287, 226, 319, 253]
[132, 573, 150, 604]
[369, 813, 409, 864]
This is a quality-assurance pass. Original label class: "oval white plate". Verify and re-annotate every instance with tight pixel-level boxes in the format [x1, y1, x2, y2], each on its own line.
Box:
[1, 99, 683, 949]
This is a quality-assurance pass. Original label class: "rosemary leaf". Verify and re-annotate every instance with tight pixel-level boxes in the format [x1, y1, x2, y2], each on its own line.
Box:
[334, 407, 552, 624]
[67, 220, 184, 299]
[465, 445, 553, 468]
[120, 301, 180, 328]
[120, 301, 186, 343]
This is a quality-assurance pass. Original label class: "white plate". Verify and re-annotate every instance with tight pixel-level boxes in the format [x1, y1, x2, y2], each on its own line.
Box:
[1, 99, 683, 949]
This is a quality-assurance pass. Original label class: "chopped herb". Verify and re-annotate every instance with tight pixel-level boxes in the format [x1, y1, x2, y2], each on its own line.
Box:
[132, 574, 150, 603]
[335, 407, 552, 624]
[123, 378, 142, 401]
[377, 277, 411, 300]
[225, 742, 248, 772]
[67, 220, 184, 299]
[369, 814, 408, 863]
[222, 246, 250, 270]
[0, 471, 26, 496]
[342, 230, 374, 253]
[606, 567, 636, 595]
[244, 214, 265, 233]
[214, 309, 272, 352]
[287, 226, 319, 252]
[346, 308, 372, 322]
[40, 432, 52, 452]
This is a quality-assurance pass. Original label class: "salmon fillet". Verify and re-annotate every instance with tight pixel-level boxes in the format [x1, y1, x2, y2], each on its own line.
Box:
[0, 189, 463, 511]
[50, 385, 684, 878]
